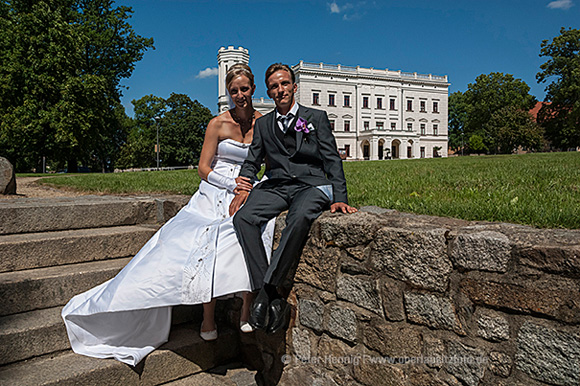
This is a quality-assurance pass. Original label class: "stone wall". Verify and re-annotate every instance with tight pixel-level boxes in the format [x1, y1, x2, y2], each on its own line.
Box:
[242, 207, 580, 386]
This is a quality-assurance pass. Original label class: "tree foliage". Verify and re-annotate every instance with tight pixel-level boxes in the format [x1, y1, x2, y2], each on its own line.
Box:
[116, 93, 213, 169]
[448, 72, 537, 154]
[0, 0, 153, 172]
[484, 106, 544, 154]
[536, 27, 580, 149]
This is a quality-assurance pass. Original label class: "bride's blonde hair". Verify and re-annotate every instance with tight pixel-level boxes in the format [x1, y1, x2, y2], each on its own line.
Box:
[226, 63, 255, 90]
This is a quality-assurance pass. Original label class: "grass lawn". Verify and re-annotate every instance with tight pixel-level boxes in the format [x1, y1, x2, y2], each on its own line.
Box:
[29, 152, 580, 229]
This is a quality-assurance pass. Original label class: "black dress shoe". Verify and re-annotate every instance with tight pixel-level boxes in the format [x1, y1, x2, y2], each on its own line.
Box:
[249, 299, 269, 330]
[267, 298, 290, 334]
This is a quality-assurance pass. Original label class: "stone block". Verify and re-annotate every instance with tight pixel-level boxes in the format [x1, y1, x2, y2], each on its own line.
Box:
[0, 196, 160, 235]
[319, 212, 384, 247]
[445, 341, 487, 386]
[363, 318, 422, 358]
[381, 278, 405, 322]
[518, 245, 580, 278]
[371, 227, 452, 291]
[324, 304, 357, 343]
[298, 298, 324, 331]
[291, 328, 312, 361]
[0, 157, 16, 195]
[404, 292, 465, 335]
[450, 231, 511, 272]
[0, 225, 156, 273]
[422, 335, 445, 369]
[488, 351, 512, 378]
[295, 243, 340, 293]
[317, 334, 357, 374]
[460, 278, 580, 323]
[336, 275, 382, 314]
[476, 310, 510, 342]
[353, 351, 406, 386]
[516, 322, 580, 386]
[0, 257, 130, 316]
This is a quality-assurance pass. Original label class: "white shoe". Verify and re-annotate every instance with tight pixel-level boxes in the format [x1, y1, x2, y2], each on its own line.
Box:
[240, 321, 254, 333]
[200, 326, 218, 341]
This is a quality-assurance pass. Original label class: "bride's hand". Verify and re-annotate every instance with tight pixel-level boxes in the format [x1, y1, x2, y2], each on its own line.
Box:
[234, 176, 253, 194]
[229, 191, 249, 216]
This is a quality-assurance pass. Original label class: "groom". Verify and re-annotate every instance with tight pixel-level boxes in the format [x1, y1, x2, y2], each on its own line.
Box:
[233, 63, 356, 333]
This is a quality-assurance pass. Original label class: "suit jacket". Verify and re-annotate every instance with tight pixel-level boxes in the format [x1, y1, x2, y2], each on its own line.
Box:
[239, 104, 348, 204]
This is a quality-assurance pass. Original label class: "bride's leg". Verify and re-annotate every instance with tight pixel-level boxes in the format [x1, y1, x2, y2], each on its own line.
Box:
[201, 299, 217, 332]
[241, 291, 255, 323]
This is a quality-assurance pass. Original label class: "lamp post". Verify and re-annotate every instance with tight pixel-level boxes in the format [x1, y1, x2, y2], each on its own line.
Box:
[154, 116, 161, 170]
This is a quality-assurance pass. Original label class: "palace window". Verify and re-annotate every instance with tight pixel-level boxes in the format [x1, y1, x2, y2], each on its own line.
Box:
[420, 147, 425, 158]
[407, 100, 413, 111]
[330, 120, 335, 131]
[421, 123, 426, 135]
[363, 121, 369, 130]
[329, 94, 335, 106]
[391, 122, 396, 130]
[433, 124, 438, 136]
[407, 123, 413, 131]
[390, 98, 396, 110]
[377, 121, 384, 130]
[377, 97, 383, 109]
[344, 95, 351, 107]
[312, 92, 319, 105]
[344, 144, 350, 157]
[363, 96, 369, 108]
[433, 101, 439, 113]
[344, 120, 351, 132]
[420, 101, 426, 112]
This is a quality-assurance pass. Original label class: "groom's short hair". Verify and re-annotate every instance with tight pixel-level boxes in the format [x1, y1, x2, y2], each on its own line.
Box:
[265, 63, 295, 85]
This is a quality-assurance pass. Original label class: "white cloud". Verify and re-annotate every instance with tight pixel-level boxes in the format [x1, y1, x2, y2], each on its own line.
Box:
[328, 2, 353, 14]
[196, 67, 218, 79]
[547, 0, 574, 9]
[329, 1, 341, 13]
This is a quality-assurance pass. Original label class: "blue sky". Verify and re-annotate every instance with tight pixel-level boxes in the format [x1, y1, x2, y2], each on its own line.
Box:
[117, 0, 579, 116]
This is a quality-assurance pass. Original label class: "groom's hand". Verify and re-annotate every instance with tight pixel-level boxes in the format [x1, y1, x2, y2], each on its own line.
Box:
[234, 176, 253, 194]
[229, 191, 249, 216]
[330, 202, 358, 214]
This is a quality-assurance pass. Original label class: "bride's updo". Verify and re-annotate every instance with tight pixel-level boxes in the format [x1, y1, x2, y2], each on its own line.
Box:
[226, 63, 255, 90]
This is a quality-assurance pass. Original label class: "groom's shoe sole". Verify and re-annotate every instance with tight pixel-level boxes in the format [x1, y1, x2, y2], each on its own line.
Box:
[249, 300, 269, 330]
[266, 298, 290, 334]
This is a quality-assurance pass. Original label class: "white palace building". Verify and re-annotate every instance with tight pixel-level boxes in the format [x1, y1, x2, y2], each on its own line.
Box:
[217, 46, 449, 160]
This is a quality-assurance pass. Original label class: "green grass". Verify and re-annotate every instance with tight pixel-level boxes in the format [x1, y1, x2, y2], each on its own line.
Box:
[31, 152, 580, 229]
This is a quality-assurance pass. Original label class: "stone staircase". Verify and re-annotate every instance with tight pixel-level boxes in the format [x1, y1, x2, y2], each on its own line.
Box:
[0, 195, 257, 385]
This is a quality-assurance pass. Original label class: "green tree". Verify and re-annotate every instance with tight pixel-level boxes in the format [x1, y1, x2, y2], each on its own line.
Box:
[468, 134, 487, 154]
[117, 94, 213, 169]
[459, 72, 536, 153]
[161, 93, 213, 167]
[484, 106, 545, 154]
[536, 27, 580, 149]
[0, 0, 153, 172]
[448, 91, 468, 152]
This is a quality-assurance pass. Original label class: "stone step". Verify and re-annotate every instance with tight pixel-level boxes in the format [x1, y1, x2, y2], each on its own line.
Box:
[164, 363, 258, 385]
[0, 323, 239, 386]
[0, 195, 189, 235]
[0, 257, 131, 316]
[0, 224, 158, 273]
[0, 305, 200, 366]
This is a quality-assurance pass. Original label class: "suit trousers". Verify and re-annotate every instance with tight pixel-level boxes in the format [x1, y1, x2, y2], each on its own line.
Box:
[233, 180, 330, 290]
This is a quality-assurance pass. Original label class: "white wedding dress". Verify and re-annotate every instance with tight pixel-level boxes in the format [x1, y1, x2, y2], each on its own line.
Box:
[62, 139, 274, 366]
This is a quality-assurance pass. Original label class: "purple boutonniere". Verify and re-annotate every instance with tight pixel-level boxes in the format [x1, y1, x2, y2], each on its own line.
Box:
[295, 117, 315, 134]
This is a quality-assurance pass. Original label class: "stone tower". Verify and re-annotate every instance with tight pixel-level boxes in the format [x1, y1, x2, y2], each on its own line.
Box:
[217, 46, 250, 113]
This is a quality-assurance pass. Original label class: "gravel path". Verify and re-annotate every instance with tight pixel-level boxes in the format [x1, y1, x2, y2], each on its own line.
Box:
[0, 177, 90, 199]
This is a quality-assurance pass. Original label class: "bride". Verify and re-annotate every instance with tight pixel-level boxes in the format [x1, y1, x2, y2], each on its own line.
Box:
[61, 63, 274, 366]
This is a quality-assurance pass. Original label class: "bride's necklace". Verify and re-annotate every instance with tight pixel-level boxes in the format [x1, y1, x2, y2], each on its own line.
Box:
[231, 108, 255, 130]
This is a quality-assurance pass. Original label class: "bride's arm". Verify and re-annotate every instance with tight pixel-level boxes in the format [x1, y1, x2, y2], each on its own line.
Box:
[197, 118, 238, 192]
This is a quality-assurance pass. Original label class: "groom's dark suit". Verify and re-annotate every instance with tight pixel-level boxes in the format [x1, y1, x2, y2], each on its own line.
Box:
[233, 103, 348, 291]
